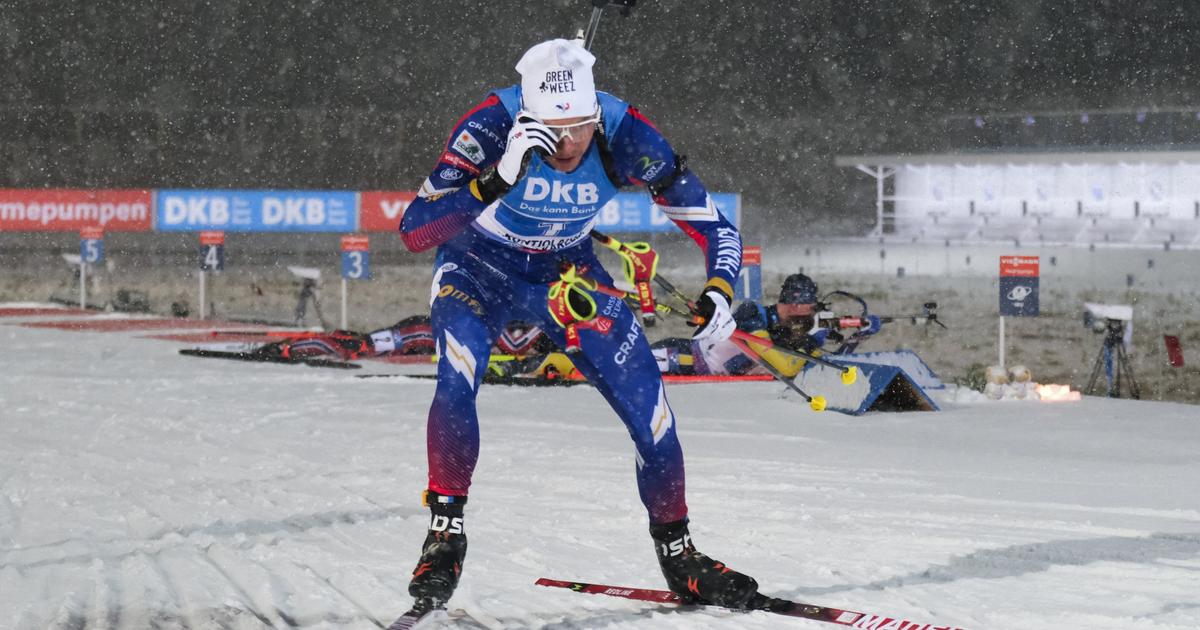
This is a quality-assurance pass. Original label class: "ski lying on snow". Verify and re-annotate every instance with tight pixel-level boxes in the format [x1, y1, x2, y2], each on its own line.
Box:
[535, 578, 966, 630]
[179, 348, 361, 369]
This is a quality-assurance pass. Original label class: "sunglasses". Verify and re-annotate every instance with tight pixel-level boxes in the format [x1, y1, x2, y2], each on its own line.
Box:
[543, 112, 601, 142]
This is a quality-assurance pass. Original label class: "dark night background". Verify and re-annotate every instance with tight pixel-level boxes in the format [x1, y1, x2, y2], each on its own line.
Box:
[3, 0, 1199, 237]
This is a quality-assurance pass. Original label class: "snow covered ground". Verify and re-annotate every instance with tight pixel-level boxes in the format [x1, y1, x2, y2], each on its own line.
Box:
[2, 307, 1199, 629]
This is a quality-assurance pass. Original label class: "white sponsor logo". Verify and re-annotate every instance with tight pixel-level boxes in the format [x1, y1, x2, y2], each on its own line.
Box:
[524, 177, 599, 205]
[848, 614, 919, 629]
[452, 130, 486, 165]
[440, 168, 464, 181]
[429, 515, 464, 534]
[638, 157, 667, 182]
[1007, 285, 1032, 302]
[712, 226, 742, 277]
[467, 120, 505, 147]
[163, 197, 230, 226]
[262, 197, 330, 226]
[600, 295, 621, 318]
[613, 317, 641, 366]
[659, 533, 691, 558]
[2, 201, 149, 227]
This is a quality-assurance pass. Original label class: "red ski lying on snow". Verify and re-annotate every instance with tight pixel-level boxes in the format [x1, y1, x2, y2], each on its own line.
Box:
[535, 578, 967, 630]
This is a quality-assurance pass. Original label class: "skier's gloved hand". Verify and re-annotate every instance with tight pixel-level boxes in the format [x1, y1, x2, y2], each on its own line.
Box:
[689, 287, 735, 343]
[472, 113, 557, 204]
[808, 328, 830, 347]
[498, 113, 557, 184]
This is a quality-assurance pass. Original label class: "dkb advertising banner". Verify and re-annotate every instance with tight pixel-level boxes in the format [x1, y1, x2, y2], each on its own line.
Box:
[156, 189, 356, 232]
[595, 192, 741, 232]
[0, 189, 152, 232]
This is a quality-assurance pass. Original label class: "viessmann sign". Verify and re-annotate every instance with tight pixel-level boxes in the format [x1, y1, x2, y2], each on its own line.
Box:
[0, 189, 153, 231]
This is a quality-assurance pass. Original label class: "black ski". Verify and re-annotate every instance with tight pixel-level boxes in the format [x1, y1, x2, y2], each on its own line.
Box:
[179, 348, 361, 369]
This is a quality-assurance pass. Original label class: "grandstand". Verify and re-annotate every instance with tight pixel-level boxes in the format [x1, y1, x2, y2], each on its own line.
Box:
[837, 110, 1200, 250]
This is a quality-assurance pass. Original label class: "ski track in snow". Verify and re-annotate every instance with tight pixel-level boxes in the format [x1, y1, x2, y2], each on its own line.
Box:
[2, 314, 1200, 629]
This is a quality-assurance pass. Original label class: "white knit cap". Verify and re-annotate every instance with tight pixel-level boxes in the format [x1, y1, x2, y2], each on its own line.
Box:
[515, 39, 598, 120]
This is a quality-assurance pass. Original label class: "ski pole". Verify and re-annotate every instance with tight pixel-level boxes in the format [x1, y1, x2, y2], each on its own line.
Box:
[650, 296, 857, 384]
[591, 231, 691, 305]
[585, 271, 850, 397]
[729, 330, 857, 385]
[591, 233, 859, 382]
[729, 334, 826, 412]
[583, 256, 858, 383]
[589, 231, 661, 326]
[579, 0, 638, 51]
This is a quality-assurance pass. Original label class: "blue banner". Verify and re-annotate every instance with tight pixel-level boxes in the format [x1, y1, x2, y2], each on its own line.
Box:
[199, 244, 225, 271]
[594, 192, 741, 232]
[80, 238, 104, 264]
[999, 277, 1039, 316]
[157, 190, 356, 232]
[342, 250, 371, 280]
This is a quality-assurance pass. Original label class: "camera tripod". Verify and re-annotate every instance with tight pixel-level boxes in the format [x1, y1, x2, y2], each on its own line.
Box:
[294, 278, 329, 329]
[1084, 319, 1141, 399]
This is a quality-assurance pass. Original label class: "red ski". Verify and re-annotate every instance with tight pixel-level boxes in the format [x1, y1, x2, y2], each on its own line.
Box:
[535, 578, 967, 629]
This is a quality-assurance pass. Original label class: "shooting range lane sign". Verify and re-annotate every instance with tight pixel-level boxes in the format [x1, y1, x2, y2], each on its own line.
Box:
[340, 234, 370, 280]
[736, 245, 762, 301]
[80, 226, 105, 264]
[999, 255, 1039, 317]
[199, 230, 225, 271]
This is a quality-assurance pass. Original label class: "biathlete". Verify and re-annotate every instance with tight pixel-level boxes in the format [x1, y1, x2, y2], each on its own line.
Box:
[397, 38, 764, 615]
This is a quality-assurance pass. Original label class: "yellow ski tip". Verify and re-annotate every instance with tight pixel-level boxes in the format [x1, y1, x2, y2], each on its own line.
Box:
[810, 396, 827, 412]
[841, 366, 858, 385]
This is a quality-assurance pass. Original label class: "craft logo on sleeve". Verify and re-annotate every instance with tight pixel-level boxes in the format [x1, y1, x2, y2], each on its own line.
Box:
[467, 120, 505, 147]
[452, 130, 486, 164]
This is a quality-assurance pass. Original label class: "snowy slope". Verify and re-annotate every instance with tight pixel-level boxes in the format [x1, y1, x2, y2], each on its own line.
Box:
[2, 311, 1199, 629]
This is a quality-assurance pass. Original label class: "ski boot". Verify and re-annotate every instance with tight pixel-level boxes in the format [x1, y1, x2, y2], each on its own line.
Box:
[651, 519, 761, 609]
[407, 491, 468, 613]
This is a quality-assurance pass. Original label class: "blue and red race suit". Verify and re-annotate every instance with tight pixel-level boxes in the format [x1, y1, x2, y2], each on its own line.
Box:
[399, 85, 742, 525]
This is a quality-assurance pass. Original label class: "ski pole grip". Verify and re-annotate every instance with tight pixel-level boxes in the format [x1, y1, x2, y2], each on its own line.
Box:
[547, 264, 599, 353]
